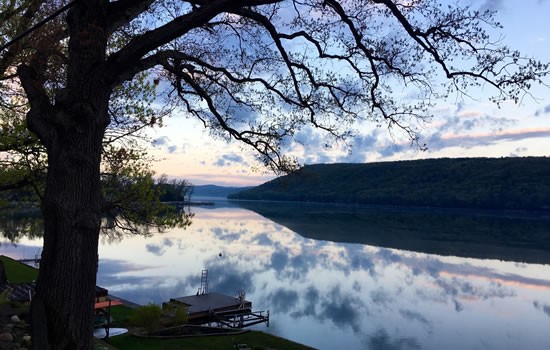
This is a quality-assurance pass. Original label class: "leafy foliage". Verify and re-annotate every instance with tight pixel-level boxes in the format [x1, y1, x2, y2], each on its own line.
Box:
[162, 302, 189, 326]
[230, 157, 550, 210]
[1, 8, 187, 236]
[100, 144, 194, 236]
[0, 204, 42, 242]
[129, 303, 162, 333]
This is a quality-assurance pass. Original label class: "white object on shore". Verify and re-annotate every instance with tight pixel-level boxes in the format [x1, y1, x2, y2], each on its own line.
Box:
[93, 327, 128, 338]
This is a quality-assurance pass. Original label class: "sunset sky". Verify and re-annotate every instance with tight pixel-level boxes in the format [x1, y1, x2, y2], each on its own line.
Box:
[146, 0, 550, 187]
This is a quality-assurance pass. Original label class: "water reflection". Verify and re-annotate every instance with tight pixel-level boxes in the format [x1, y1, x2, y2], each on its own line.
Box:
[0, 207, 43, 244]
[2, 202, 550, 349]
[236, 200, 550, 264]
[145, 238, 175, 256]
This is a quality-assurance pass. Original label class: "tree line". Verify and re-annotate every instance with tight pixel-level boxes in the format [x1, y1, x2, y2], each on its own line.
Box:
[229, 157, 550, 211]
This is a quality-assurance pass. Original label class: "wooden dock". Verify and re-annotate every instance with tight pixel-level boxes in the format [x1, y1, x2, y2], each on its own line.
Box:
[170, 292, 251, 321]
[169, 292, 269, 328]
[168, 269, 269, 328]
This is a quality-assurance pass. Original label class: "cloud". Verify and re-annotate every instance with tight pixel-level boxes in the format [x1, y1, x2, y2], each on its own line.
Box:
[438, 113, 516, 134]
[317, 286, 365, 332]
[337, 133, 380, 163]
[269, 288, 300, 313]
[300, 286, 320, 317]
[370, 288, 393, 307]
[152, 136, 170, 146]
[399, 309, 431, 328]
[145, 238, 174, 256]
[98, 259, 153, 275]
[213, 153, 248, 167]
[422, 127, 550, 153]
[350, 253, 375, 272]
[145, 243, 165, 256]
[151, 136, 180, 154]
[453, 299, 464, 312]
[192, 261, 255, 296]
[254, 233, 274, 246]
[534, 104, 550, 117]
[480, 0, 505, 11]
[509, 147, 528, 157]
[210, 227, 242, 242]
[367, 328, 421, 350]
[96, 259, 161, 290]
[224, 154, 245, 162]
[533, 301, 550, 317]
[163, 238, 174, 247]
[378, 142, 407, 158]
[288, 127, 338, 164]
[271, 251, 289, 272]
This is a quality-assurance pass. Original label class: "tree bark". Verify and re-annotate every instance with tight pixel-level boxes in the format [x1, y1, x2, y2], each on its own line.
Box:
[31, 107, 107, 349]
[23, 2, 111, 349]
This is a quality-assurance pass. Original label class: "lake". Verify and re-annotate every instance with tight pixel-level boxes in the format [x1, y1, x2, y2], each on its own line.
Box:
[1, 199, 550, 350]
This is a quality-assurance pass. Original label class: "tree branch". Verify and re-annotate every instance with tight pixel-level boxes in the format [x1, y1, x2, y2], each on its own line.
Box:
[108, 1, 232, 67]
[17, 64, 53, 144]
[107, 0, 280, 84]
[105, 0, 156, 34]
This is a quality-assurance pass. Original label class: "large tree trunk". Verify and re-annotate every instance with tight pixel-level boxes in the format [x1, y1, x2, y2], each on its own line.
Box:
[24, 2, 111, 348]
[31, 119, 105, 348]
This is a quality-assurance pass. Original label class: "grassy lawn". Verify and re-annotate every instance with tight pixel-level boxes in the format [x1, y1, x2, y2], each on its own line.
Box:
[105, 305, 316, 350]
[108, 331, 315, 350]
[109, 305, 135, 325]
[0, 255, 38, 283]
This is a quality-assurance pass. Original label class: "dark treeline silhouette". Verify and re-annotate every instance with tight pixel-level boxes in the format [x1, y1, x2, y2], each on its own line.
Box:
[235, 200, 550, 264]
[230, 157, 550, 211]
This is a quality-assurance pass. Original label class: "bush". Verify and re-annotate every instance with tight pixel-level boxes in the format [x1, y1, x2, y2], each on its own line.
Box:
[0, 289, 10, 304]
[161, 302, 189, 326]
[129, 304, 162, 333]
[173, 304, 189, 325]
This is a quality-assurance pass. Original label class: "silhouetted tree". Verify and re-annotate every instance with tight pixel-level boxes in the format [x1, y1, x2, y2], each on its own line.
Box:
[0, 0, 548, 348]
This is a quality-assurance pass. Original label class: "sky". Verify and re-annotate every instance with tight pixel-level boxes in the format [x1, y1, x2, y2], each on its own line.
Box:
[145, 0, 550, 187]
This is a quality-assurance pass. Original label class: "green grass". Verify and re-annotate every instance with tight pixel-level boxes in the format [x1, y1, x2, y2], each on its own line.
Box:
[0, 255, 38, 283]
[108, 331, 315, 350]
[109, 305, 135, 325]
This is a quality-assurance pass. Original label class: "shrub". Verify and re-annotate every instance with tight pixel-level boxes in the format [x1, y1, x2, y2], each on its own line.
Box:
[129, 303, 162, 333]
[161, 302, 189, 326]
[0, 289, 10, 304]
[173, 304, 189, 325]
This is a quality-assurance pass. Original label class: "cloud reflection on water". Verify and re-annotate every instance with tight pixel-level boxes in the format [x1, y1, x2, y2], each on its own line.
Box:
[533, 301, 550, 318]
[368, 329, 421, 350]
[4, 203, 550, 350]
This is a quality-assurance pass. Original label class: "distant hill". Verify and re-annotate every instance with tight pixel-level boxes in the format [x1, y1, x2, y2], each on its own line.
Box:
[193, 185, 253, 198]
[228, 157, 550, 210]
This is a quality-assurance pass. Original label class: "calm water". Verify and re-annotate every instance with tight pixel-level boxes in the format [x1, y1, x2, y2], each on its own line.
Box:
[2, 199, 550, 349]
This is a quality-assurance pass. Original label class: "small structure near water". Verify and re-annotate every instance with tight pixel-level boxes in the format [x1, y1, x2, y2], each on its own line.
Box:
[167, 270, 269, 328]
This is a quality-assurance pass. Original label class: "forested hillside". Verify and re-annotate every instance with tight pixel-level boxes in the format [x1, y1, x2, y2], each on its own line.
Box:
[193, 185, 253, 198]
[229, 157, 550, 210]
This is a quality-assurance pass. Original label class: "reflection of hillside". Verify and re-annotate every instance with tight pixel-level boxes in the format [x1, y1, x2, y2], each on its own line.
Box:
[235, 201, 550, 264]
